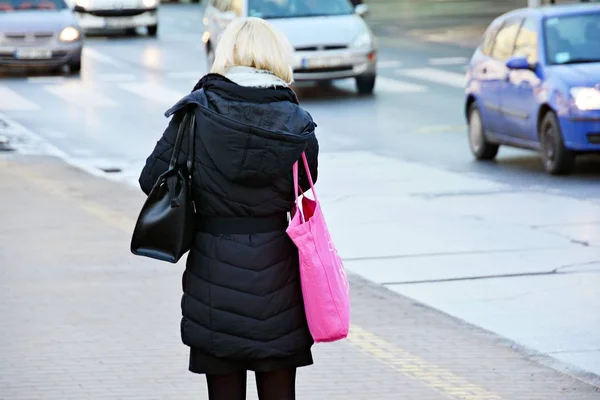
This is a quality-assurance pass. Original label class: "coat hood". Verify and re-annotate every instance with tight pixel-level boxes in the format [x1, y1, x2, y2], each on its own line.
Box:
[165, 77, 316, 187]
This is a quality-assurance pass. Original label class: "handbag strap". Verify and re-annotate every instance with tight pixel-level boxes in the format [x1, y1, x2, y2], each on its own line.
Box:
[166, 108, 195, 208]
[186, 112, 196, 176]
[293, 152, 317, 204]
[168, 110, 192, 171]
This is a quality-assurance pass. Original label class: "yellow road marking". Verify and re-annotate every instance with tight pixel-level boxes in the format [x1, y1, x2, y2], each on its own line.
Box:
[8, 159, 502, 399]
[348, 325, 502, 399]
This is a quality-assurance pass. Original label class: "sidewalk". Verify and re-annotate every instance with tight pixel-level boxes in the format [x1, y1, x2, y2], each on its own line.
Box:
[1, 154, 599, 399]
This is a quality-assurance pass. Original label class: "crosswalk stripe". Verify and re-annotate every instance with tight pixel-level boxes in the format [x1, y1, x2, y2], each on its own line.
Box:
[428, 57, 469, 66]
[27, 76, 66, 84]
[43, 83, 119, 107]
[82, 48, 128, 68]
[376, 77, 427, 93]
[167, 71, 202, 80]
[97, 73, 137, 82]
[378, 60, 403, 69]
[395, 68, 466, 88]
[120, 82, 186, 105]
[0, 86, 40, 111]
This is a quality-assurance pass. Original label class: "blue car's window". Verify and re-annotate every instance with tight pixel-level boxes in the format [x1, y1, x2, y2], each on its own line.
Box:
[0, 0, 66, 10]
[544, 12, 600, 65]
[481, 23, 501, 56]
[514, 17, 539, 64]
[491, 18, 523, 61]
[248, 0, 354, 19]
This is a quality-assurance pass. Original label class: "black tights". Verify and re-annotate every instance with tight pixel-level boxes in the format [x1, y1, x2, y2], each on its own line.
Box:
[206, 368, 296, 400]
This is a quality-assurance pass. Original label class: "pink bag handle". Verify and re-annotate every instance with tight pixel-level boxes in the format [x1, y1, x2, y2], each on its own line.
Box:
[293, 152, 317, 204]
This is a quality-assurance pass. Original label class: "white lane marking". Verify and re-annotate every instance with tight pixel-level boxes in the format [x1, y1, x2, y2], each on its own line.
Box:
[0, 111, 64, 156]
[395, 68, 466, 88]
[160, 33, 204, 42]
[429, 57, 469, 66]
[43, 83, 119, 107]
[97, 73, 137, 82]
[167, 71, 202, 80]
[70, 147, 95, 156]
[377, 60, 403, 69]
[376, 76, 428, 93]
[82, 47, 128, 68]
[39, 129, 67, 139]
[120, 82, 185, 105]
[26, 76, 66, 84]
[0, 86, 41, 111]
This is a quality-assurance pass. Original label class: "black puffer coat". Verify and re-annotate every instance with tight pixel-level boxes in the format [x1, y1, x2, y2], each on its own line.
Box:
[139, 75, 318, 370]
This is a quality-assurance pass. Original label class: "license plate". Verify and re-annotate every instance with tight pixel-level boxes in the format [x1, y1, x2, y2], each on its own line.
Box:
[104, 18, 135, 28]
[306, 56, 345, 69]
[15, 48, 52, 60]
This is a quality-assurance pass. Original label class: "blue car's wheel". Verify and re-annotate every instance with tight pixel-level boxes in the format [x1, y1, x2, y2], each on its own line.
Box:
[468, 103, 499, 161]
[540, 111, 575, 175]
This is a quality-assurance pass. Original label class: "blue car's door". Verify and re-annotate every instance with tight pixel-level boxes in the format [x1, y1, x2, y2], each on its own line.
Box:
[501, 16, 543, 143]
[478, 17, 524, 136]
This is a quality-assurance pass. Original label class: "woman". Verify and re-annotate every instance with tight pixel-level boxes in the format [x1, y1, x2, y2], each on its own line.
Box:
[138, 17, 319, 400]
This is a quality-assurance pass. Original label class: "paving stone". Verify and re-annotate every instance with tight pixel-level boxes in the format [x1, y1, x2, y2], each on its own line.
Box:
[0, 155, 598, 399]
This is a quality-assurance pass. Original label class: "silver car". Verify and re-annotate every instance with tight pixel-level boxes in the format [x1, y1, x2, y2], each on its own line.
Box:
[0, 0, 84, 73]
[203, 0, 378, 94]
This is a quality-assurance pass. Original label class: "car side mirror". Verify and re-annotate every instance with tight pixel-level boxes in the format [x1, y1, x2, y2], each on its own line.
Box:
[355, 4, 369, 17]
[506, 56, 532, 70]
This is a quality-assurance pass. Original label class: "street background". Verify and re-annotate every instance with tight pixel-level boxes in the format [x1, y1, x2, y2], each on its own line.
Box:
[1, 0, 599, 398]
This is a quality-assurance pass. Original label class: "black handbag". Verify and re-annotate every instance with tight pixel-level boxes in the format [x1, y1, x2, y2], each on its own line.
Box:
[131, 109, 197, 263]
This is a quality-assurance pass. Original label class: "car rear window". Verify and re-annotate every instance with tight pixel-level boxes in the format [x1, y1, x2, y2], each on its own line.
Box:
[0, 0, 67, 11]
[544, 11, 600, 65]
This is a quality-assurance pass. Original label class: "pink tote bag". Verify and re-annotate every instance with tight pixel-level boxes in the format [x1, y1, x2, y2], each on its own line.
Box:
[286, 153, 350, 343]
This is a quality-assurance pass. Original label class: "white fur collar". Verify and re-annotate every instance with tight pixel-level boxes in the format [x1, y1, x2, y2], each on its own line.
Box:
[225, 66, 289, 88]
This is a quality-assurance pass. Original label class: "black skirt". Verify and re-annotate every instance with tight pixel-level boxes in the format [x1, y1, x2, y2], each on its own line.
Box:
[189, 348, 314, 375]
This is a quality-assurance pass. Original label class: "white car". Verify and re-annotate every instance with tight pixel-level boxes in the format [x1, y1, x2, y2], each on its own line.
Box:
[203, 0, 378, 94]
[67, 0, 159, 36]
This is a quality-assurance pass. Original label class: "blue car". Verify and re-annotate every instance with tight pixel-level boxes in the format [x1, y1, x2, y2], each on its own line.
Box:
[465, 4, 600, 175]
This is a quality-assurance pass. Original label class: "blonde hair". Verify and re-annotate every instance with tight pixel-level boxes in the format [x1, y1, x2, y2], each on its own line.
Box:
[210, 17, 294, 84]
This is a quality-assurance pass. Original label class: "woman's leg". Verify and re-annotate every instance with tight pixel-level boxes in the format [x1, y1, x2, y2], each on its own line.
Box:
[206, 370, 247, 400]
[255, 368, 297, 400]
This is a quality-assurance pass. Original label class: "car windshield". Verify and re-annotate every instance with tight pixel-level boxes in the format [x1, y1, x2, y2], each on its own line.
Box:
[544, 12, 600, 65]
[248, 0, 354, 19]
[0, 0, 66, 11]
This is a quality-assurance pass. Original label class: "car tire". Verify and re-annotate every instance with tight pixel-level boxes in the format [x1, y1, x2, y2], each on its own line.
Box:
[69, 59, 81, 74]
[355, 74, 375, 95]
[468, 103, 499, 161]
[147, 25, 158, 37]
[539, 111, 575, 175]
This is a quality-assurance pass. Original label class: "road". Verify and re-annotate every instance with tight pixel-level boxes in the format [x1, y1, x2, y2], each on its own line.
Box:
[1, 2, 599, 385]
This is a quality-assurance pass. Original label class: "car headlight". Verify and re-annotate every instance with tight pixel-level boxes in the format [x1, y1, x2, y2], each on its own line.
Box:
[75, 0, 90, 8]
[570, 87, 600, 111]
[571, 87, 600, 111]
[350, 32, 372, 49]
[142, 0, 157, 8]
[59, 26, 81, 42]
